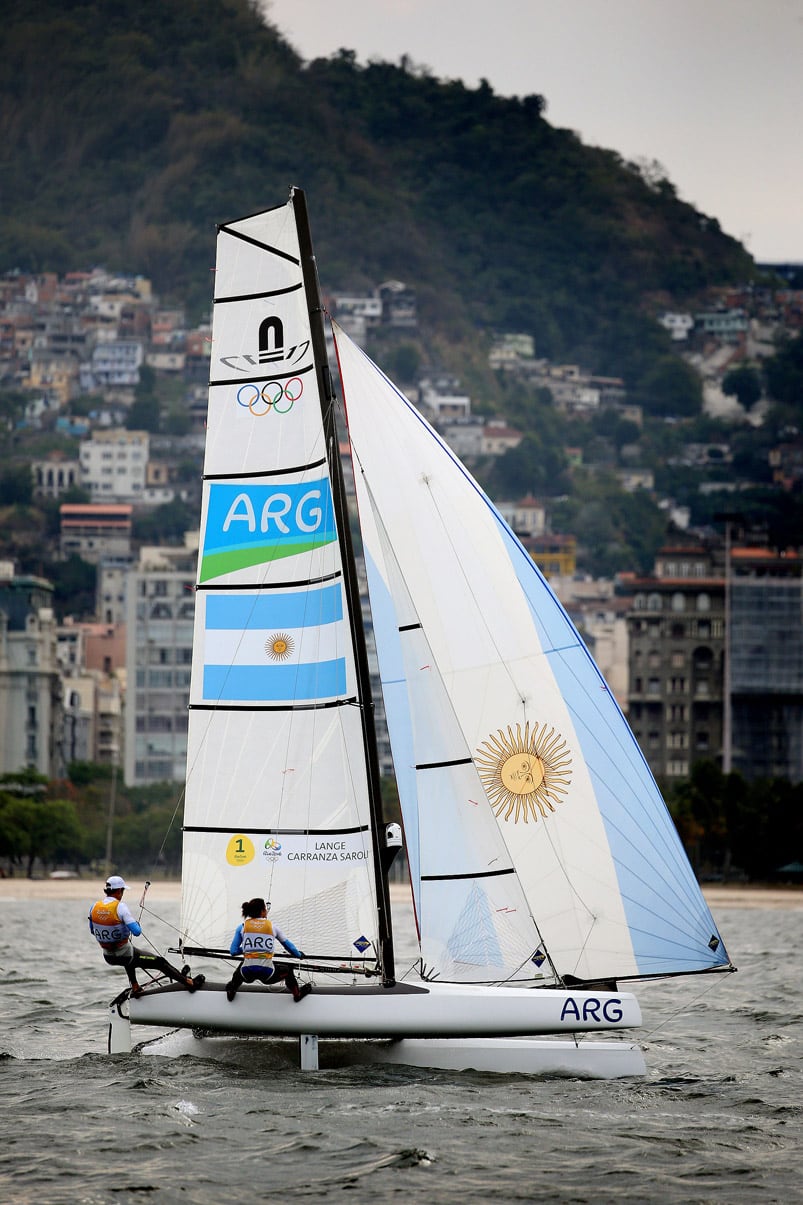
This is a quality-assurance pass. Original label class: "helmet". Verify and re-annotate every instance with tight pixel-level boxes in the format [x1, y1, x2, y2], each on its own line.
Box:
[105, 875, 128, 891]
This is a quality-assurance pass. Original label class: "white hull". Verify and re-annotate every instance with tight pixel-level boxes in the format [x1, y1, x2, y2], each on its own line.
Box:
[130, 1028, 645, 1080]
[359, 1037, 646, 1078]
[124, 976, 641, 1039]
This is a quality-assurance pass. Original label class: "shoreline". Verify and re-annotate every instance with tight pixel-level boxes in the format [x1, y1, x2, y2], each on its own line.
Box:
[0, 878, 800, 908]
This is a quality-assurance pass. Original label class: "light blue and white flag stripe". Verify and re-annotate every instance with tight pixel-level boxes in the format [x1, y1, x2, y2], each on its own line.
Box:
[204, 585, 343, 629]
[203, 659, 347, 702]
[204, 623, 344, 668]
[202, 586, 347, 702]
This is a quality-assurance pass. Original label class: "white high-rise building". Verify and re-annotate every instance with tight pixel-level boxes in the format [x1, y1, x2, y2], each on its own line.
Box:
[124, 536, 197, 786]
[79, 429, 149, 501]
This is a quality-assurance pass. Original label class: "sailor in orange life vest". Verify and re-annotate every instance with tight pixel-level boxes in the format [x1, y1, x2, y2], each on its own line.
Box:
[88, 875, 204, 997]
[225, 897, 312, 1003]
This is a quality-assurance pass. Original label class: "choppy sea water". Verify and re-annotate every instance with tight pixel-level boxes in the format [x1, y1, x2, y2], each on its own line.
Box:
[0, 890, 801, 1204]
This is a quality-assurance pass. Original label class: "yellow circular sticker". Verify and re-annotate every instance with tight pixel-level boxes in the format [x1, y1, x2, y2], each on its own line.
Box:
[226, 834, 255, 866]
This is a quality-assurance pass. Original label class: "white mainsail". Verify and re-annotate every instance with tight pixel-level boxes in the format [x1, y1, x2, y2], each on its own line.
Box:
[334, 324, 729, 986]
[180, 202, 383, 968]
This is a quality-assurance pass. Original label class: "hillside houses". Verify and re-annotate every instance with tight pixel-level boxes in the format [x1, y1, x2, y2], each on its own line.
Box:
[0, 267, 192, 405]
[0, 262, 801, 796]
[488, 332, 627, 416]
[329, 280, 418, 340]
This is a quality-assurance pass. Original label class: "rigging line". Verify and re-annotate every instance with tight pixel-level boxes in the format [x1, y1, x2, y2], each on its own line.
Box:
[149, 788, 186, 880]
[531, 809, 619, 976]
[138, 901, 186, 948]
[265, 449, 348, 908]
[498, 950, 559, 987]
[640, 973, 726, 1042]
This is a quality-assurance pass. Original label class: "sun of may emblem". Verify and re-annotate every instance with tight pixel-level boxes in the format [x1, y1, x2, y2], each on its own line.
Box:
[475, 721, 572, 823]
[265, 632, 294, 661]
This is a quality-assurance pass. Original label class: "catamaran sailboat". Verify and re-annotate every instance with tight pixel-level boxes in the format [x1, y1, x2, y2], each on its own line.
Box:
[111, 189, 732, 1076]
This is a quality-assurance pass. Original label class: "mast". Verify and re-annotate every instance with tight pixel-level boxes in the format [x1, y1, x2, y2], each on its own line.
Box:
[291, 188, 396, 986]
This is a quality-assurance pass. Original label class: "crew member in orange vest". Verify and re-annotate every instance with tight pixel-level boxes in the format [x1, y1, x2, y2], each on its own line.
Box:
[225, 897, 311, 1003]
[88, 875, 204, 997]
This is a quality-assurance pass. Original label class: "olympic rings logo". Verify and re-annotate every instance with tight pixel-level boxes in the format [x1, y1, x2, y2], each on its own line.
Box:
[237, 378, 303, 416]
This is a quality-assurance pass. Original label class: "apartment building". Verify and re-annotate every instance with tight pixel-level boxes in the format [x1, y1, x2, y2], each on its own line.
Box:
[124, 537, 197, 786]
[624, 545, 725, 781]
[79, 429, 148, 501]
[59, 503, 133, 564]
[0, 563, 63, 777]
[730, 548, 803, 781]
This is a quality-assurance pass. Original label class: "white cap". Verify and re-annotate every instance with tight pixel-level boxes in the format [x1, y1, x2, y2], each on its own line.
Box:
[105, 875, 128, 891]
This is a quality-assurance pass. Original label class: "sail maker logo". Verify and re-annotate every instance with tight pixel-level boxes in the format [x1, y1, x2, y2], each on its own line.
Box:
[217, 314, 312, 373]
[200, 479, 336, 582]
[475, 721, 572, 823]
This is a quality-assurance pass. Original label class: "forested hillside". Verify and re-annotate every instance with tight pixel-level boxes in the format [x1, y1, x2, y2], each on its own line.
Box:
[0, 0, 754, 394]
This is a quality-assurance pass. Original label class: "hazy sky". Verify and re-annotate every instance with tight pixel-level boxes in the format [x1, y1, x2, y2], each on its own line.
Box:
[263, 0, 802, 262]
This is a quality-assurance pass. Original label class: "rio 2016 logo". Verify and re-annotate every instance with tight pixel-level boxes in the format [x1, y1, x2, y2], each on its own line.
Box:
[237, 379, 303, 416]
[263, 837, 282, 861]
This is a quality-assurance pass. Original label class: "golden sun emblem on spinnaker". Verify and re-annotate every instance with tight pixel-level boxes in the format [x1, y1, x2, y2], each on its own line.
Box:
[475, 722, 572, 823]
[265, 632, 294, 661]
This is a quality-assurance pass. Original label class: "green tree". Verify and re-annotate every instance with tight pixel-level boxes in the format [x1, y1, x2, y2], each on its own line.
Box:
[0, 462, 34, 505]
[0, 795, 84, 876]
[132, 498, 197, 543]
[0, 389, 29, 432]
[636, 356, 703, 418]
[489, 432, 570, 498]
[763, 332, 803, 410]
[126, 395, 160, 432]
[385, 343, 421, 383]
[722, 363, 762, 409]
[42, 555, 96, 619]
[668, 761, 731, 874]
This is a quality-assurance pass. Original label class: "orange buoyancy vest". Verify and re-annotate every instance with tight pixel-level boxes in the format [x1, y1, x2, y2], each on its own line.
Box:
[241, 917, 275, 966]
[89, 898, 131, 951]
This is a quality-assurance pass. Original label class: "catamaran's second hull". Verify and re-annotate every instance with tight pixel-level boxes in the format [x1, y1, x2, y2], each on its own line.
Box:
[125, 978, 642, 1038]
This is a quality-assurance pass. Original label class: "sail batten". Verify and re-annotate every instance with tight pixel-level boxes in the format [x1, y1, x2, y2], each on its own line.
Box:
[184, 824, 371, 836]
[422, 868, 517, 881]
[214, 283, 305, 304]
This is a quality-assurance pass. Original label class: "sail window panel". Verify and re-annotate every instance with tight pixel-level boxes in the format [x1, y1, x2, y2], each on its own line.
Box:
[181, 830, 379, 960]
[418, 877, 555, 985]
[415, 762, 519, 882]
[184, 708, 373, 836]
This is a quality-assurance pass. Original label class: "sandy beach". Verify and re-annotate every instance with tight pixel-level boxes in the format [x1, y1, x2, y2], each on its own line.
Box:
[0, 877, 800, 908]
